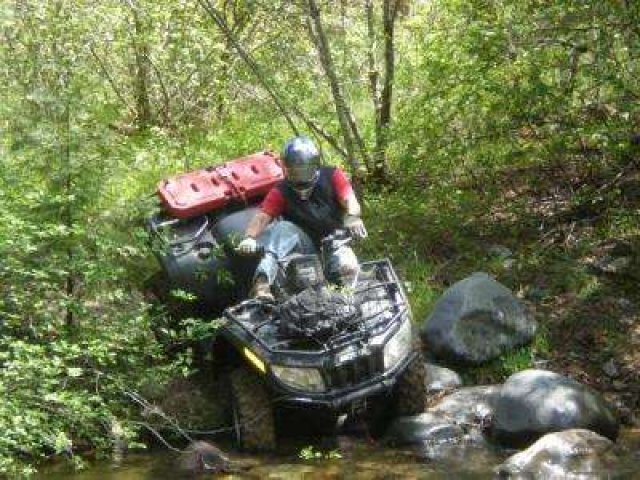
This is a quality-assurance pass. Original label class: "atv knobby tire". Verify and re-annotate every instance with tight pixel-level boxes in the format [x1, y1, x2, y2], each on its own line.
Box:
[229, 366, 276, 451]
[393, 338, 427, 416]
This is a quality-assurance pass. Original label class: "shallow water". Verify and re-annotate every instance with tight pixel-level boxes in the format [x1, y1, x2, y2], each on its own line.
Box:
[38, 429, 640, 479]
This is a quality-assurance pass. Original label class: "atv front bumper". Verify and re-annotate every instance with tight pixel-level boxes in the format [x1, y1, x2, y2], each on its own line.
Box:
[270, 350, 418, 411]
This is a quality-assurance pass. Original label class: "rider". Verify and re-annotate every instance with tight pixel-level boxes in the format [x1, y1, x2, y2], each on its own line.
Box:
[237, 135, 367, 300]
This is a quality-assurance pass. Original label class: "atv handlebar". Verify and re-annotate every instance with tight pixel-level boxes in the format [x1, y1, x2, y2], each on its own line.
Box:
[235, 229, 353, 258]
[320, 228, 353, 252]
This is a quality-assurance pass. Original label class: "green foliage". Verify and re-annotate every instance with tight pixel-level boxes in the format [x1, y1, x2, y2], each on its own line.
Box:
[393, 0, 640, 185]
[298, 445, 342, 461]
[181, 317, 225, 341]
[0, 333, 178, 476]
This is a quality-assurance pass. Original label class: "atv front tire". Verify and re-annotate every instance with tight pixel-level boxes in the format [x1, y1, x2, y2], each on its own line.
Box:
[229, 366, 276, 451]
[393, 342, 427, 416]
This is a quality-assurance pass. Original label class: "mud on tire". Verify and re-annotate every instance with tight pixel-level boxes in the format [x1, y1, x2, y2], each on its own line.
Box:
[393, 337, 427, 416]
[229, 366, 276, 451]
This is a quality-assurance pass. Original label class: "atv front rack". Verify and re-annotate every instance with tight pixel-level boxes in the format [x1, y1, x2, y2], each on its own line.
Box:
[222, 258, 409, 357]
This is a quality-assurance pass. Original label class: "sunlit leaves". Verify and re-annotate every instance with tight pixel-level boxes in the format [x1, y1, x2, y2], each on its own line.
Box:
[392, 0, 640, 183]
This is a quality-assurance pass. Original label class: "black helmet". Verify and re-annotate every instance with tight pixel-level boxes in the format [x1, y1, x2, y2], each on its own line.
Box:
[282, 136, 320, 198]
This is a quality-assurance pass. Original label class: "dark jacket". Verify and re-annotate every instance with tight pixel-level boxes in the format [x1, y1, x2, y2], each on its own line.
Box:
[277, 167, 343, 244]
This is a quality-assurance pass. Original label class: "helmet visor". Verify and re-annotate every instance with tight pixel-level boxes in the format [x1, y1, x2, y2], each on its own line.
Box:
[287, 164, 318, 186]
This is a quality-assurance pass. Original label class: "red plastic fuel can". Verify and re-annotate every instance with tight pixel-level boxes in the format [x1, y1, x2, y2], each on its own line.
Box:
[157, 151, 284, 218]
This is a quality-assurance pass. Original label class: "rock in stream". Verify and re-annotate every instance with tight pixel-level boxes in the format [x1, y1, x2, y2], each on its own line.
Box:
[490, 369, 619, 447]
[496, 429, 620, 479]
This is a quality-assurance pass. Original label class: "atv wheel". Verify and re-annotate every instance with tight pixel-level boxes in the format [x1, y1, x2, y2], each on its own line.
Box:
[229, 366, 276, 451]
[393, 340, 427, 416]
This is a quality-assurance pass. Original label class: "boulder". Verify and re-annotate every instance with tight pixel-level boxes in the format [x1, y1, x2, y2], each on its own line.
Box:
[427, 385, 500, 429]
[490, 369, 619, 447]
[384, 412, 464, 446]
[421, 272, 536, 364]
[178, 441, 257, 475]
[179, 441, 231, 474]
[496, 429, 619, 479]
[386, 386, 500, 448]
[385, 408, 504, 469]
[424, 363, 463, 393]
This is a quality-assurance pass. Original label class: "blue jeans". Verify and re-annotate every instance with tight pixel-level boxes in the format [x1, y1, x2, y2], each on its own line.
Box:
[255, 221, 359, 285]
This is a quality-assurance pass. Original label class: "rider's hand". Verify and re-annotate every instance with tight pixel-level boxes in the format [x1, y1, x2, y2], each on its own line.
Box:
[344, 215, 368, 239]
[237, 236, 258, 255]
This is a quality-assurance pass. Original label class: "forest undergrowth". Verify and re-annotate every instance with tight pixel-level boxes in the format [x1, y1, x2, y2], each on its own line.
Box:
[365, 143, 640, 425]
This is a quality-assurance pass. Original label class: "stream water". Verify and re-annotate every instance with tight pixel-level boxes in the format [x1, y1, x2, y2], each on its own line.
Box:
[37, 429, 640, 479]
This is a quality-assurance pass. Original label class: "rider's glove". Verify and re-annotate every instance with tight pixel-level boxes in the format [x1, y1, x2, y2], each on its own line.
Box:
[237, 236, 258, 255]
[343, 214, 368, 239]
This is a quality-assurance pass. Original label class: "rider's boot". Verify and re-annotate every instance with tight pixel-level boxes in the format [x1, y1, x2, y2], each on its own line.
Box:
[251, 274, 274, 301]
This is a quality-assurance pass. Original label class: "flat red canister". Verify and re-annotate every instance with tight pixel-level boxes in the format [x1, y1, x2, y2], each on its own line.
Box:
[158, 151, 284, 218]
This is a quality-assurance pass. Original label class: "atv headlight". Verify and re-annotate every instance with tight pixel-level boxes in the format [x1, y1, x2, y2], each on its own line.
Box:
[383, 318, 413, 370]
[272, 366, 326, 393]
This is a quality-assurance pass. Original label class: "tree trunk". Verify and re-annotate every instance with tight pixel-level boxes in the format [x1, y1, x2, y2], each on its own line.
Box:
[198, 0, 300, 134]
[129, 1, 152, 130]
[63, 76, 75, 330]
[199, 0, 350, 160]
[305, 0, 369, 180]
[371, 0, 398, 184]
[365, 0, 382, 173]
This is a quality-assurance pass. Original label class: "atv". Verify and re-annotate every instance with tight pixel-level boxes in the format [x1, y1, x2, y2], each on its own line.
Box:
[146, 152, 426, 451]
